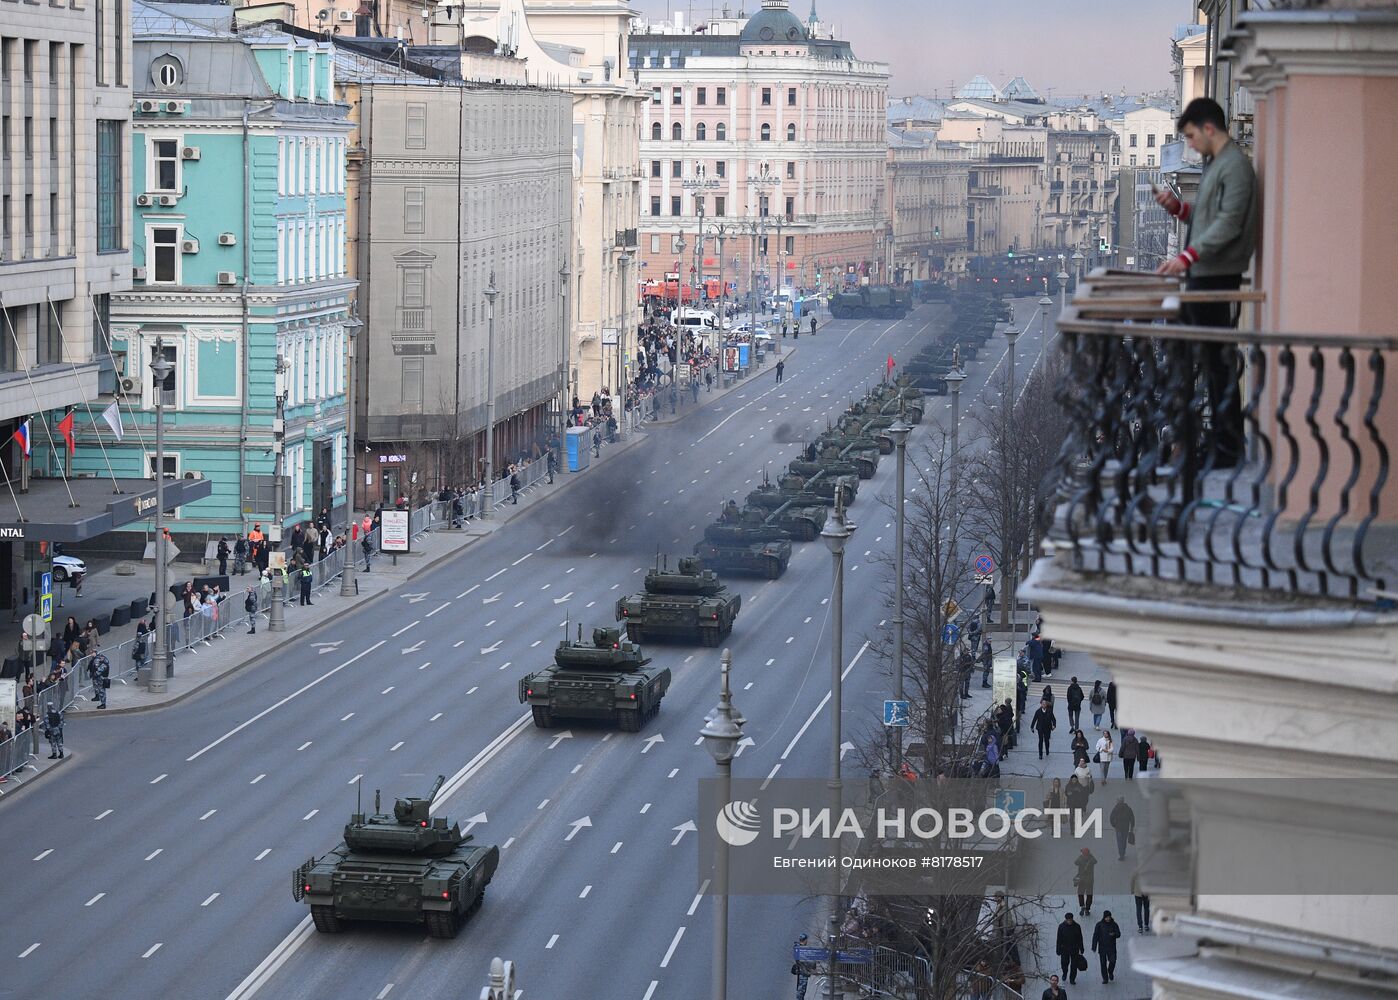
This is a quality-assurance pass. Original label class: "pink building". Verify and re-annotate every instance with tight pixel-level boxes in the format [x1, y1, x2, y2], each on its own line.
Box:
[630, 0, 889, 299]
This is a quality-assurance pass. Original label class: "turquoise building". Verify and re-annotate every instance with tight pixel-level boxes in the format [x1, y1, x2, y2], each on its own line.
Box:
[72, 3, 354, 544]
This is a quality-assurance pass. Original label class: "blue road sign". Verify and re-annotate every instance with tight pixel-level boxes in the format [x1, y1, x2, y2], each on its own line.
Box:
[975, 554, 995, 575]
[941, 622, 960, 647]
[883, 699, 910, 727]
[996, 789, 1026, 816]
[40, 572, 53, 623]
[794, 946, 830, 963]
[836, 948, 874, 964]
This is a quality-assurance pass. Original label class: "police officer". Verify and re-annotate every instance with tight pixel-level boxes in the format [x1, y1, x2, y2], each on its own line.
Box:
[43, 706, 65, 759]
[244, 585, 259, 634]
[88, 653, 110, 709]
[299, 564, 314, 606]
[360, 532, 373, 573]
[546, 449, 557, 484]
[810, 315, 817, 336]
[792, 933, 811, 1000]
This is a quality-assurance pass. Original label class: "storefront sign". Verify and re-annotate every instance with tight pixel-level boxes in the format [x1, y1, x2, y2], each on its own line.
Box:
[380, 509, 411, 553]
[378, 454, 407, 464]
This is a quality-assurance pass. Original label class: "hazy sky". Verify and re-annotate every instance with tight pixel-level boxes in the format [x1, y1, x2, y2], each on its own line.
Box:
[630, 0, 1193, 98]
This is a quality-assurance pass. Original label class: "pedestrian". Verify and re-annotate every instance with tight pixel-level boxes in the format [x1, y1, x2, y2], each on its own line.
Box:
[1055, 913, 1084, 985]
[1155, 97, 1258, 467]
[995, 699, 1014, 751]
[1106, 681, 1118, 729]
[1091, 911, 1121, 984]
[1119, 728, 1140, 780]
[1094, 729, 1114, 784]
[809, 315, 817, 336]
[1065, 774, 1090, 822]
[1065, 677, 1084, 730]
[1026, 632, 1045, 681]
[43, 706, 65, 759]
[233, 534, 248, 575]
[1030, 699, 1055, 759]
[509, 471, 521, 505]
[361, 532, 373, 573]
[217, 537, 230, 576]
[1015, 670, 1028, 732]
[298, 564, 313, 606]
[1136, 731, 1154, 773]
[1041, 974, 1069, 1000]
[792, 933, 811, 1000]
[133, 619, 151, 668]
[776, 359, 785, 384]
[1070, 729, 1089, 767]
[959, 649, 974, 699]
[62, 615, 80, 649]
[1110, 796, 1135, 861]
[244, 585, 258, 634]
[592, 426, 602, 457]
[88, 652, 109, 709]
[1135, 893, 1152, 934]
[1074, 848, 1097, 916]
[1043, 776, 1064, 812]
[1088, 681, 1106, 729]
[704, 367, 713, 393]
[546, 449, 557, 484]
[979, 641, 992, 688]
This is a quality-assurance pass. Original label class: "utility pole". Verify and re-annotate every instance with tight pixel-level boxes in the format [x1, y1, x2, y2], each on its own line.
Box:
[559, 258, 572, 431]
[269, 353, 288, 633]
[147, 340, 175, 690]
[340, 317, 359, 597]
[483, 273, 499, 516]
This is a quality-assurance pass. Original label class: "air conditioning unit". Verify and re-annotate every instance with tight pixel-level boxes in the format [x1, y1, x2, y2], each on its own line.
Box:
[337, 9, 354, 21]
[132, 266, 147, 281]
[157, 194, 177, 207]
[181, 146, 200, 161]
[136, 193, 153, 206]
[164, 100, 186, 114]
[216, 271, 237, 285]
[181, 238, 199, 253]
[139, 100, 159, 113]
[217, 232, 237, 246]
[119, 375, 142, 397]
[182, 470, 204, 480]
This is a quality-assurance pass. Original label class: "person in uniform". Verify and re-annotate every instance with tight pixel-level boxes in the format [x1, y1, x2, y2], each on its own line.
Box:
[88, 653, 110, 709]
[299, 564, 314, 606]
[43, 706, 64, 759]
[721, 500, 741, 523]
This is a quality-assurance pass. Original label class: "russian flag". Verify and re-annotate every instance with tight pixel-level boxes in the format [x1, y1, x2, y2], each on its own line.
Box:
[12, 419, 30, 459]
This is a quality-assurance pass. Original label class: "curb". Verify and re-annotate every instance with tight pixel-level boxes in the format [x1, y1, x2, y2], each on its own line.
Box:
[0, 749, 73, 803]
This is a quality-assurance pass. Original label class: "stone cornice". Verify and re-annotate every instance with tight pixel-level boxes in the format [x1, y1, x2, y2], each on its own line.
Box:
[1227, 9, 1398, 94]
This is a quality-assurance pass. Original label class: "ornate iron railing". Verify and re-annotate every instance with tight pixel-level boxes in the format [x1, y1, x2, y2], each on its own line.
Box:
[1040, 273, 1394, 603]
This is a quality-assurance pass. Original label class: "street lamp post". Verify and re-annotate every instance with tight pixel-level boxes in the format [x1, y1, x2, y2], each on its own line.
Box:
[699, 647, 743, 1000]
[675, 232, 687, 394]
[617, 253, 632, 432]
[885, 410, 911, 772]
[340, 317, 359, 596]
[146, 340, 175, 692]
[269, 353, 288, 633]
[945, 363, 967, 468]
[1071, 248, 1084, 289]
[483, 273, 499, 516]
[560, 259, 572, 430]
[820, 494, 854, 1000]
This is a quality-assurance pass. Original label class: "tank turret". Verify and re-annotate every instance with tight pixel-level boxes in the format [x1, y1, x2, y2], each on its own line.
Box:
[643, 555, 727, 596]
[617, 556, 742, 646]
[554, 625, 651, 671]
[342, 775, 467, 857]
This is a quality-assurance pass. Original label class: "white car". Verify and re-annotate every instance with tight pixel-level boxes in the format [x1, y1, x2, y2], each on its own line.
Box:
[728, 322, 772, 341]
[53, 554, 86, 582]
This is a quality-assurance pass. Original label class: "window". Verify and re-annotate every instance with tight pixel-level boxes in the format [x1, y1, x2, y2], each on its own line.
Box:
[671, 160, 682, 179]
[671, 122, 682, 141]
[48, 193, 57, 253]
[786, 161, 795, 179]
[150, 342, 177, 405]
[1129, 154, 1137, 166]
[402, 268, 426, 308]
[650, 159, 661, 178]
[714, 196, 725, 217]
[716, 122, 726, 141]
[1146, 133, 1156, 148]
[1147, 153, 1156, 166]
[716, 87, 726, 105]
[406, 104, 427, 149]
[650, 196, 661, 216]
[696, 122, 706, 141]
[148, 453, 179, 479]
[97, 120, 123, 252]
[672, 87, 682, 106]
[758, 195, 769, 217]
[785, 196, 794, 219]
[651, 87, 661, 105]
[785, 235, 794, 255]
[651, 122, 662, 140]
[403, 187, 425, 234]
[49, 118, 57, 161]
[760, 123, 771, 141]
[1129, 133, 1138, 147]
[786, 123, 796, 141]
[650, 234, 660, 253]
[150, 227, 180, 283]
[401, 357, 424, 407]
[36, 302, 63, 365]
[697, 87, 706, 106]
[692, 196, 704, 217]
[761, 87, 771, 106]
[151, 138, 178, 191]
[715, 161, 726, 178]
[23, 117, 32, 160]
[670, 196, 682, 216]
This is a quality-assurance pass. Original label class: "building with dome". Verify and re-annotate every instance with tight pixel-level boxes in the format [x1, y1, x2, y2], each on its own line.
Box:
[630, 0, 890, 300]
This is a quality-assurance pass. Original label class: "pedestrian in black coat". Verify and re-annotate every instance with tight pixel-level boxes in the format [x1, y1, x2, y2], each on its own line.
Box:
[1106, 681, 1118, 729]
[1091, 912, 1121, 983]
[1055, 913, 1084, 984]
[1065, 677, 1084, 730]
[216, 538, 230, 576]
[1031, 700, 1056, 759]
[1041, 977, 1069, 1000]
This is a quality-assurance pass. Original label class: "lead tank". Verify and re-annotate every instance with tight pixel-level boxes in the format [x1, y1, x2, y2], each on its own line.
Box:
[615, 556, 741, 646]
[294, 776, 500, 939]
[519, 626, 671, 731]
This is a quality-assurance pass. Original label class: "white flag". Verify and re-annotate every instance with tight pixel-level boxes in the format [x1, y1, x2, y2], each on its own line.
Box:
[101, 400, 125, 441]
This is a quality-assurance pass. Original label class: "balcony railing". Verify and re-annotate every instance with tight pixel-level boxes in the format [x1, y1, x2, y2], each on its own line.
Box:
[614, 228, 639, 249]
[1039, 270, 1395, 603]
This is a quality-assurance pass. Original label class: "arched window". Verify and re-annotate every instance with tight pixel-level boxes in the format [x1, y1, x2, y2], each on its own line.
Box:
[716, 122, 727, 140]
[786, 123, 797, 141]
[651, 122, 662, 140]
[672, 122, 682, 140]
[696, 122, 706, 141]
[760, 123, 771, 141]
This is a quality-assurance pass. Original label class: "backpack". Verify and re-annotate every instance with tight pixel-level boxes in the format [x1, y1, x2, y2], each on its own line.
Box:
[245, 592, 257, 613]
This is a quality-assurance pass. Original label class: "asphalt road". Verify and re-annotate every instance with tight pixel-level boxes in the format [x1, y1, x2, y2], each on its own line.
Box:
[0, 295, 1052, 1000]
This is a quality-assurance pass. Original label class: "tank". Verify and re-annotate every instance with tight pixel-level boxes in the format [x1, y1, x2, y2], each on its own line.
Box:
[293, 775, 500, 939]
[775, 467, 858, 507]
[813, 428, 881, 479]
[829, 285, 911, 320]
[693, 536, 791, 579]
[747, 471, 853, 511]
[758, 499, 827, 542]
[615, 556, 741, 646]
[518, 626, 671, 731]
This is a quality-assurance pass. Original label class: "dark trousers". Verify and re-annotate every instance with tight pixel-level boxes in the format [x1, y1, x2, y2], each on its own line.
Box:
[299, 582, 312, 605]
[1098, 949, 1117, 980]
[1123, 758, 1136, 780]
[1115, 828, 1129, 860]
[1182, 273, 1245, 468]
[1135, 894, 1151, 931]
[1060, 954, 1076, 983]
[1067, 706, 1081, 730]
[1078, 890, 1093, 913]
[1037, 730, 1051, 758]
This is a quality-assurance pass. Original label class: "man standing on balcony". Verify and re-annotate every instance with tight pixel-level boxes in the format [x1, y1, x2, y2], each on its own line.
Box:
[1155, 96, 1258, 466]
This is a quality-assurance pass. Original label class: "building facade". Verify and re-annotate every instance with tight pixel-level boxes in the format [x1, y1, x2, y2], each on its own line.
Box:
[631, 0, 890, 297]
[335, 43, 572, 505]
[935, 115, 1046, 258]
[75, 5, 354, 544]
[1042, 128, 1115, 255]
[885, 128, 970, 281]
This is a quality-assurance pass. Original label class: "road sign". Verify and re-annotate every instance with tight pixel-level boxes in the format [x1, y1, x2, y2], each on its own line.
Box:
[975, 554, 995, 576]
[995, 789, 1026, 816]
[40, 571, 52, 623]
[836, 948, 873, 965]
[21, 613, 49, 651]
[942, 599, 959, 618]
[976, 573, 994, 586]
[883, 699, 910, 727]
[794, 946, 830, 964]
[940, 622, 960, 647]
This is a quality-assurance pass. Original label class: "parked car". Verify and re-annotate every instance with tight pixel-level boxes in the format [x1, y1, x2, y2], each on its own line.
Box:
[53, 554, 86, 583]
[728, 322, 772, 341]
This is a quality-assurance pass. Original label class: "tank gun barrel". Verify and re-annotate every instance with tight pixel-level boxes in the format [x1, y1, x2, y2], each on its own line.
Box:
[427, 774, 446, 802]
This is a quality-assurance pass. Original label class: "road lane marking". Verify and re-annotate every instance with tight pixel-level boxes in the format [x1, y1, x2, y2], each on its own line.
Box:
[660, 926, 686, 968]
[33, 849, 53, 861]
[425, 602, 450, 618]
[381, 687, 394, 695]
[467, 686, 478, 695]
[188, 642, 386, 762]
[391, 621, 419, 637]
[687, 880, 711, 916]
[430, 712, 443, 722]
[612, 842, 623, 854]
[142, 943, 163, 959]
[418, 661, 430, 671]
[571, 764, 582, 774]
[151, 773, 167, 784]
[580, 885, 592, 899]
[94, 809, 113, 820]
[536, 538, 554, 551]
[486, 568, 507, 581]
[255, 850, 270, 861]
[537, 799, 549, 810]
[302, 810, 318, 821]
[546, 934, 559, 949]
[640, 802, 651, 814]
[512, 553, 532, 566]
[780, 641, 870, 762]
[643, 982, 658, 1000]
[145, 849, 162, 861]
[502, 838, 516, 850]
[376, 987, 393, 1000]
[668, 768, 679, 778]
[744, 682, 753, 690]
[458, 585, 479, 598]
[297, 741, 312, 751]
[19, 944, 40, 958]
[202, 893, 220, 907]
[761, 763, 782, 791]
[339, 714, 353, 723]
[390, 741, 404, 752]
[349, 775, 362, 785]
[766, 659, 775, 666]
[199, 809, 217, 821]
[85, 893, 105, 907]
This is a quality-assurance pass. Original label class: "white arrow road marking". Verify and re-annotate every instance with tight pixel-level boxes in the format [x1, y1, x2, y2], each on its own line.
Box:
[461, 813, 487, 835]
[565, 816, 591, 842]
[841, 741, 855, 761]
[402, 593, 429, 604]
[641, 733, 665, 753]
[734, 737, 756, 758]
[671, 821, 697, 846]
[400, 641, 424, 655]
[552, 592, 574, 604]
[311, 642, 342, 655]
[548, 731, 573, 750]
[480, 641, 502, 655]
[482, 593, 503, 604]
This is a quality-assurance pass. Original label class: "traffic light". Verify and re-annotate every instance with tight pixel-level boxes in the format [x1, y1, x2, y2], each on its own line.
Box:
[1099, 238, 1109, 252]
[933, 226, 941, 238]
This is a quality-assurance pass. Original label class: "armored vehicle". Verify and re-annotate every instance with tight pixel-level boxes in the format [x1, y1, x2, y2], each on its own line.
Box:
[747, 471, 855, 511]
[294, 776, 499, 939]
[813, 428, 881, 479]
[789, 448, 867, 493]
[615, 556, 741, 646]
[829, 285, 911, 320]
[693, 536, 791, 579]
[519, 626, 671, 731]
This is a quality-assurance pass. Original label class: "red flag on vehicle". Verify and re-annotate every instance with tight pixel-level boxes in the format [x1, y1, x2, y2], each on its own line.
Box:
[57, 411, 76, 455]
[886, 355, 896, 378]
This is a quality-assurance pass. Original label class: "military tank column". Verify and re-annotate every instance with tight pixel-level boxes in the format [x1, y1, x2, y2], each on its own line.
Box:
[901, 289, 1011, 393]
[518, 625, 672, 731]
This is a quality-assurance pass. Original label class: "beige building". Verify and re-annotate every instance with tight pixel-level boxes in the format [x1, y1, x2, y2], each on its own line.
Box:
[1042, 128, 1115, 256]
[935, 115, 1045, 257]
[884, 128, 969, 281]
[335, 41, 572, 502]
[1029, 3, 1398, 999]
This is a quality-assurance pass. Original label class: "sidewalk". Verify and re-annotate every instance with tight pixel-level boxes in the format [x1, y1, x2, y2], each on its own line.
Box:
[639, 342, 796, 427]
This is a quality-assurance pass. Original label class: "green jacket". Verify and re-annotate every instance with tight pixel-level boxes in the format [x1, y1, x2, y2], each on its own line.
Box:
[1182, 139, 1257, 278]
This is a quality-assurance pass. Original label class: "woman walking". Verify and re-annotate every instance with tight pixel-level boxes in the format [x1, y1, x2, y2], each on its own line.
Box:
[1088, 681, 1107, 728]
[1094, 730, 1115, 784]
